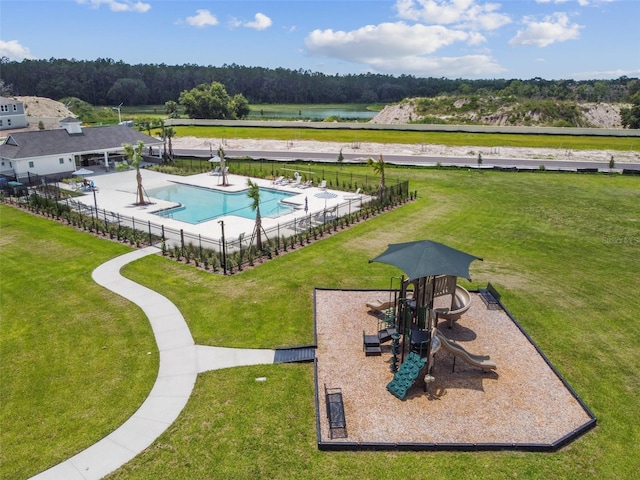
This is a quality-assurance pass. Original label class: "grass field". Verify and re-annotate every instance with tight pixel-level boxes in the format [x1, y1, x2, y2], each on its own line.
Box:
[171, 125, 639, 153]
[1, 165, 639, 479]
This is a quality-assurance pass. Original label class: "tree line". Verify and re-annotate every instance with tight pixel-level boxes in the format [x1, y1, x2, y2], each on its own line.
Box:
[1, 57, 638, 107]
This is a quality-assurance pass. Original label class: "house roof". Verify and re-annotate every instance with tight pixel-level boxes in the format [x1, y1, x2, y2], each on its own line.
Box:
[0, 97, 23, 106]
[0, 125, 163, 160]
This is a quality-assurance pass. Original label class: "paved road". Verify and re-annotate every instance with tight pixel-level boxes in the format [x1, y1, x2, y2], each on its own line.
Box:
[174, 148, 640, 172]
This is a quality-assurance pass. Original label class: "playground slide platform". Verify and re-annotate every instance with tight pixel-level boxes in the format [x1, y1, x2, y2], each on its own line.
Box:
[436, 285, 472, 328]
[435, 331, 497, 371]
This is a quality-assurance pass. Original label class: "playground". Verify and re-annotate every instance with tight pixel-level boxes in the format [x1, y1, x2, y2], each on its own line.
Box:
[314, 287, 594, 449]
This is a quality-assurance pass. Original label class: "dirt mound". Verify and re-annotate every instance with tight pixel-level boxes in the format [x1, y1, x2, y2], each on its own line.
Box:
[371, 98, 625, 128]
[0, 96, 75, 135]
[18, 96, 75, 119]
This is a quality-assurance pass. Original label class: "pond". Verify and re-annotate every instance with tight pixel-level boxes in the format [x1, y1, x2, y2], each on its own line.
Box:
[248, 104, 377, 120]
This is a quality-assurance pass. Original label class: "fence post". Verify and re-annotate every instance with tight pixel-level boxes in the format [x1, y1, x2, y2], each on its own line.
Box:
[161, 225, 165, 243]
[180, 229, 185, 251]
[148, 220, 152, 246]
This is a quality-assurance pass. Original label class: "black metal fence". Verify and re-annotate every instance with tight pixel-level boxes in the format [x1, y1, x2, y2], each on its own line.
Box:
[2, 175, 411, 274]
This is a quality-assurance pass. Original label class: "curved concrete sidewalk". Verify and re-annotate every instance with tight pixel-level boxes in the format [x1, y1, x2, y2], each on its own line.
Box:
[31, 247, 275, 480]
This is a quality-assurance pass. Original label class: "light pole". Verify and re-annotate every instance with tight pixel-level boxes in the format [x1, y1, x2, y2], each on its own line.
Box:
[112, 102, 123, 124]
[218, 220, 227, 275]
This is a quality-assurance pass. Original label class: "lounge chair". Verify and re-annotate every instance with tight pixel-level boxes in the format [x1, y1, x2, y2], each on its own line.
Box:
[344, 188, 361, 200]
[298, 180, 312, 189]
[318, 180, 327, 189]
[209, 166, 221, 176]
[290, 173, 301, 188]
[272, 176, 285, 185]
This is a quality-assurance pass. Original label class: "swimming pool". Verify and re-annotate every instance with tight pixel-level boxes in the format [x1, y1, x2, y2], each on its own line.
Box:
[148, 183, 295, 224]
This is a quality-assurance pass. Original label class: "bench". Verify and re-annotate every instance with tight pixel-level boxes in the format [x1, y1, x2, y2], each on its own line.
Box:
[479, 282, 501, 310]
[324, 384, 347, 439]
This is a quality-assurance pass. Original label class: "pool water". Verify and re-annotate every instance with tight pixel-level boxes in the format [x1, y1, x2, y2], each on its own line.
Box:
[148, 183, 295, 224]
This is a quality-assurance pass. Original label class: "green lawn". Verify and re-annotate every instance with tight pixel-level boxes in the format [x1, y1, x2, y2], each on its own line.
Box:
[1, 166, 639, 479]
[0, 209, 157, 479]
[170, 125, 640, 152]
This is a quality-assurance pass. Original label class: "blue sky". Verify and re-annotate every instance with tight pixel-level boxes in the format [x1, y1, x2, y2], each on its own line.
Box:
[1, 0, 638, 80]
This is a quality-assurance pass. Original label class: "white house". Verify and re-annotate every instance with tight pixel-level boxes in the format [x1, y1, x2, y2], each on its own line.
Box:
[0, 97, 29, 131]
[0, 117, 163, 180]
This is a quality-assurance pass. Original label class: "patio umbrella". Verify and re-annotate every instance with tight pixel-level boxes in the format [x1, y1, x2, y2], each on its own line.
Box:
[73, 168, 94, 176]
[208, 156, 221, 163]
[369, 240, 482, 282]
[314, 190, 338, 210]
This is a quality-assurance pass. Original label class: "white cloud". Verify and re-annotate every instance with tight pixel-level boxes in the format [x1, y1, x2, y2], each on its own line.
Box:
[572, 68, 640, 80]
[536, 0, 615, 6]
[76, 0, 150, 13]
[395, 0, 511, 30]
[0, 40, 36, 61]
[229, 13, 273, 30]
[185, 9, 219, 28]
[371, 54, 506, 77]
[509, 12, 582, 47]
[305, 22, 504, 76]
[244, 13, 272, 30]
[306, 22, 472, 62]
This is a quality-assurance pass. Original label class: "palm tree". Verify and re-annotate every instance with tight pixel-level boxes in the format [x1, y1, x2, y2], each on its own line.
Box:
[218, 146, 229, 186]
[246, 179, 263, 251]
[160, 125, 176, 164]
[367, 154, 386, 197]
[123, 140, 147, 205]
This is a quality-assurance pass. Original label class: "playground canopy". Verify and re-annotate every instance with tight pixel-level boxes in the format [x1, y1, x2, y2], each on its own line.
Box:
[369, 240, 482, 282]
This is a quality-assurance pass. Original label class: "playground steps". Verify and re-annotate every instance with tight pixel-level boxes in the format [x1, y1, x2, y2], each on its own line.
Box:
[386, 352, 427, 400]
[378, 327, 398, 344]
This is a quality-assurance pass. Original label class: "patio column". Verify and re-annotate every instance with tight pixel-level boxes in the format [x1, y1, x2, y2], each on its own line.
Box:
[103, 151, 109, 170]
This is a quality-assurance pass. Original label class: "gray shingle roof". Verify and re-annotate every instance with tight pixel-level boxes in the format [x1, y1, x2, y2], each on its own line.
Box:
[0, 125, 163, 160]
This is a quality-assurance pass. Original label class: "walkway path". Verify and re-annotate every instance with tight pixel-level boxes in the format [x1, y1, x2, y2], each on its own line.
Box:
[31, 247, 276, 480]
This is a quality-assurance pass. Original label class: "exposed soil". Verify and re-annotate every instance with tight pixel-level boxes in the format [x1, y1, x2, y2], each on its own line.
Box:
[370, 98, 627, 128]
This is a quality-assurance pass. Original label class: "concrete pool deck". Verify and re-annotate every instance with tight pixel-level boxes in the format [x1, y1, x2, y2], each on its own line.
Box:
[67, 169, 360, 241]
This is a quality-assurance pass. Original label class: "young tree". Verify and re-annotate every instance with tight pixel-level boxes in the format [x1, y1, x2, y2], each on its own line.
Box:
[218, 146, 229, 187]
[159, 122, 176, 163]
[246, 179, 263, 251]
[122, 140, 147, 205]
[164, 100, 180, 119]
[367, 154, 386, 196]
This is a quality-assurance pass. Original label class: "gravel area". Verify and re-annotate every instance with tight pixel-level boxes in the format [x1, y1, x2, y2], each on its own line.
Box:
[171, 135, 639, 164]
[314, 289, 594, 448]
